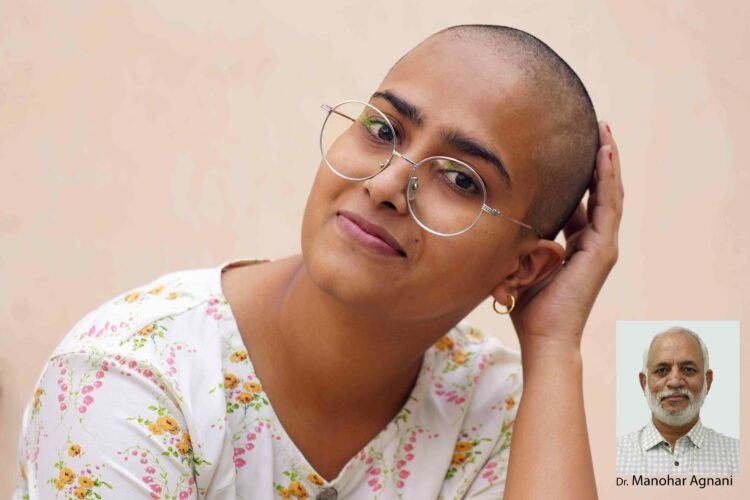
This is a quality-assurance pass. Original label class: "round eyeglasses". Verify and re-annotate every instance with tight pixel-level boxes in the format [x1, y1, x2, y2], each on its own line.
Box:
[320, 100, 543, 238]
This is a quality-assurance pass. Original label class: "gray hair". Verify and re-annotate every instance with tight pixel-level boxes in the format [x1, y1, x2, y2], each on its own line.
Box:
[641, 326, 710, 375]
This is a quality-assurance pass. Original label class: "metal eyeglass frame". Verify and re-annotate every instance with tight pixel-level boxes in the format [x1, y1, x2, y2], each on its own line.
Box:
[320, 99, 543, 238]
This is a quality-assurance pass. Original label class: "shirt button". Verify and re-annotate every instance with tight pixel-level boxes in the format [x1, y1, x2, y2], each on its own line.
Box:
[317, 487, 338, 500]
[674, 461, 679, 466]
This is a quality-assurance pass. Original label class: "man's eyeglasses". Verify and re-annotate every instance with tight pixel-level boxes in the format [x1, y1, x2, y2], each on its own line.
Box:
[319, 100, 543, 238]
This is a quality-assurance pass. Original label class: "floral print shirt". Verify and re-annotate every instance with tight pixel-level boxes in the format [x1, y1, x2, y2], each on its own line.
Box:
[13, 258, 522, 500]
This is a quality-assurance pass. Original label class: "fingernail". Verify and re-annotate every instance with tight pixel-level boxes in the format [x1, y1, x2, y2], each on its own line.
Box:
[606, 123, 611, 134]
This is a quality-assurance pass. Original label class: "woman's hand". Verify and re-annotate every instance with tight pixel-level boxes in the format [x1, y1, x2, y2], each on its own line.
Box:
[503, 122, 622, 500]
[511, 122, 623, 346]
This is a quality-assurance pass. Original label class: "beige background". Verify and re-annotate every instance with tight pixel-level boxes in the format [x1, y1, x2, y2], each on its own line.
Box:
[1, 0, 748, 497]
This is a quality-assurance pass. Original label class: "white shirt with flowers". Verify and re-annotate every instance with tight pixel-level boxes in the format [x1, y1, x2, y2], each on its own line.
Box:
[14, 257, 522, 500]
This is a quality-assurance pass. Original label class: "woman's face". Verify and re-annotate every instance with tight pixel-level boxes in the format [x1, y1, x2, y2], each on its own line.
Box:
[301, 36, 551, 321]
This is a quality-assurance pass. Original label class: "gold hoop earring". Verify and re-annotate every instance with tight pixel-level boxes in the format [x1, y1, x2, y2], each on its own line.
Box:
[492, 294, 515, 315]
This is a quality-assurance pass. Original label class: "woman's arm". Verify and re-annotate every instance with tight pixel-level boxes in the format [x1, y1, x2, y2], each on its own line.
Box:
[503, 122, 623, 499]
[13, 351, 200, 499]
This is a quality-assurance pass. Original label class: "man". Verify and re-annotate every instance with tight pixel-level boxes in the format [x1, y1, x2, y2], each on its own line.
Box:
[617, 327, 739, 475]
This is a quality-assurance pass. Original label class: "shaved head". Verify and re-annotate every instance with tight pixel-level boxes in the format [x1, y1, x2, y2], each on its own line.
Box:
[393, 25, 599, 239]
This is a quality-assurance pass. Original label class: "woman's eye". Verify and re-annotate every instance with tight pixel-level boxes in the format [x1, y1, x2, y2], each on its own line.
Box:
[361, 116, 396, 143]
[443, 163, 480, 194]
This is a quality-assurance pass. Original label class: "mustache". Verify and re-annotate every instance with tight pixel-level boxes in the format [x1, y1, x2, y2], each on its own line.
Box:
[656, 388, 694, 401]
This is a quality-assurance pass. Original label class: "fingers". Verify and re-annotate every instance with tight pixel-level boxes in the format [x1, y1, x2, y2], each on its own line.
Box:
[587, 122, 623, 264]
[563, 203, 587, 239]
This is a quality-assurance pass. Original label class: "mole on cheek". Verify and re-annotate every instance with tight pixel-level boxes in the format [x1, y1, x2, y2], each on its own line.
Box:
[414, 239, 420, 243]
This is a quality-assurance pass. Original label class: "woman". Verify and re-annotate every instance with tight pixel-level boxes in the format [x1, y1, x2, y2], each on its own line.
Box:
[14, 25, 621, 499]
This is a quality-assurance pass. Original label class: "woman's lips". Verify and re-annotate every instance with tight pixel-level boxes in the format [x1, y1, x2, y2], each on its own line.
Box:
[336, 214, 405, 257]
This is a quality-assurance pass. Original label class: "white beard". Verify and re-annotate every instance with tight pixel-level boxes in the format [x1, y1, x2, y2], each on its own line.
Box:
[645, 377, 707, 427]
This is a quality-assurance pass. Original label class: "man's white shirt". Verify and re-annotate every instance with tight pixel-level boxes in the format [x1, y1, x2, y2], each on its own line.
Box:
[617, 419, 739, 475]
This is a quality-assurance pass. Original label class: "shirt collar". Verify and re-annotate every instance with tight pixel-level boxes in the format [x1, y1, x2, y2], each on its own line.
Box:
[642, 419, 706, 451]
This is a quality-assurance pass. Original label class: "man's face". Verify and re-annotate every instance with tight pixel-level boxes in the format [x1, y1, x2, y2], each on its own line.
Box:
[641, 332, 712, 427]
[301, 36, 553, 321]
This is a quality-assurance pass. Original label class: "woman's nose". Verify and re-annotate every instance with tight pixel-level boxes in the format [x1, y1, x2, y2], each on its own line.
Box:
[361, 153, 416, 213]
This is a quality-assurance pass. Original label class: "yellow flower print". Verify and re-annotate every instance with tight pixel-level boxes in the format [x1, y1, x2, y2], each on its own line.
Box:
[223, 373, 239, 389]
[451, 350, 467, 365]
[280, 489, 292, 499]
[68, 444, 81, 457]
[451, 452, 467, 466]
[33, 386, 43, 409]
[124, 291, 141, 303]
[59, 467, 75, 484]
[55, 478, 65, 491]
[155, 416, 180, 434]
[182, 432, 192, 448]
[148, 422, 164, 435]
[230, 351, 248, 363]
[454, 441, 472, 453]
[148, 285, 165, 295]
[20, 463, 26, 481]
[287, 481, 308, 498]
[78, 475, 94, 488]
[243, 381, 263, 393]
[138, 324, 154, 336]
[236, 392, 254, 404]
[176, 441, 189, 455]
[73, 486, 88, 499]
[166, 292, 178, 300]
[307, 473, 324, 486]
[435, 335, 454, 351]
[505, 395, 515, 410]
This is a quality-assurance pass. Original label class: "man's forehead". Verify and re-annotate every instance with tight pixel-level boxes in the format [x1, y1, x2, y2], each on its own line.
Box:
[649, 332, 703, 365]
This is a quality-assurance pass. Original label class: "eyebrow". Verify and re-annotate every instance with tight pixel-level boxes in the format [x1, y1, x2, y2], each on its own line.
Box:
[371, 89, 512, 188]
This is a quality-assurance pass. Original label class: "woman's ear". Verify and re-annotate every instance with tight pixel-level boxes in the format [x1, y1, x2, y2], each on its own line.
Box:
[490, 239, 565, 305]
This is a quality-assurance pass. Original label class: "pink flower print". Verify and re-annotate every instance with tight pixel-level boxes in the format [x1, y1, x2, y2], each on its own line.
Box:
[93, 381, 103, 388]
[180, 491, 189, 499]
[368, 467, 381, 476]
[397, 480, 404, 488]
[150, 484, 162, 493]
[58, 394, 65, 402]
[82, 385, 93, 394]
[405, 453, 414, 461]
[143, 476, 154, 483]
[143, 369, 153, 378]
[208, 298, 218, 305]
[245, 443, 254, 451]
[367, 478, 378, 487]
[96, 371, 104, 379]
[247, 432, 256, 441]
[145, 466, 156, 474]
[213, 313, 223, 320]
[404, 443, 413, 451]
[78, 405, 87, 414]
[61, 368, 67, 375]
[83, 395, 94, 405]
[234, 457, 246, 468]
[59, 403, 67, 411]
[398, 470, 410, 479]
[206, 307, 216, 315]
[128, 360, 137, 369]
[233, 447, 245, 457]
[61, 383, 68, 391]
[396, 459, 406, 469]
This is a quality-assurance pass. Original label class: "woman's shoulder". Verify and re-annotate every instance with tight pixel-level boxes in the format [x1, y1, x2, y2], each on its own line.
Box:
[49, 262, 225, 361]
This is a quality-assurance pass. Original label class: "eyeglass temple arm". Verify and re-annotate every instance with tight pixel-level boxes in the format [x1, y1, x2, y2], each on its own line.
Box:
[483, 205, 544, 238]
[321, 104, 355, 122]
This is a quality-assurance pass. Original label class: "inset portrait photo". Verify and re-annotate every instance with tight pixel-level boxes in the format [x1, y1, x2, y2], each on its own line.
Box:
[616, 321, 739, 476]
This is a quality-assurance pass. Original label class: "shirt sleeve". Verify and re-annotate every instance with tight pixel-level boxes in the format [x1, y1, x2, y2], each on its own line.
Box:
[461, 364, 523, 500]
[14, 350, 199, 499]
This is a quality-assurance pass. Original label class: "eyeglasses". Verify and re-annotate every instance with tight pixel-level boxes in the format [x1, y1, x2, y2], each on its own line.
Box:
[319, 100, 542, 238]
